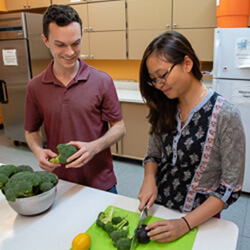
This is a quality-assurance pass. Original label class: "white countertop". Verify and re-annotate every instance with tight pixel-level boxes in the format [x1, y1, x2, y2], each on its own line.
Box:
[114, 80, 144, 103]
[114, 80, 213, 104]
[0, 178, 239, 250]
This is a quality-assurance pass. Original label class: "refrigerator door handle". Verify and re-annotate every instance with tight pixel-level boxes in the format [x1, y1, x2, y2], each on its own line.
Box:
[0, 80, 9, 104]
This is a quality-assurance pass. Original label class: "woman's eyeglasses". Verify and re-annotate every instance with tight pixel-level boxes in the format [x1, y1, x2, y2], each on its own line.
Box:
[147, 64, 176, 87]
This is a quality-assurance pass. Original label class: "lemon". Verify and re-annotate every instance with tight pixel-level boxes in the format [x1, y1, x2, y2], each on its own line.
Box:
[72, 232, 91, 250]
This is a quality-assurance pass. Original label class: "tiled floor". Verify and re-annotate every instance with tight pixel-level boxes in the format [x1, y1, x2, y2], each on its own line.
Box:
[0, 127, 249, 249]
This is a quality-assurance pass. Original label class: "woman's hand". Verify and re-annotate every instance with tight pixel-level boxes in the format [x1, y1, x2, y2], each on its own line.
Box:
[138, 175, 158, 211]
[146, 218, 190, 243]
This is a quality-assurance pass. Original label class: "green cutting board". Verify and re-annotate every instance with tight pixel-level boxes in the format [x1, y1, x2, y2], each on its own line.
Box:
[86, 206, 198, 250]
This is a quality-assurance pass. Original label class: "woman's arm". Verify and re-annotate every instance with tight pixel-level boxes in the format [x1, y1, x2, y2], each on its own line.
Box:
[146, 195, 224, 242]
[138, 161, 158, 211]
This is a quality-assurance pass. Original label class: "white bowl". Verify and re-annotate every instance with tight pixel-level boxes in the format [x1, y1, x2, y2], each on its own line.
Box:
[7, 184, 57, 216]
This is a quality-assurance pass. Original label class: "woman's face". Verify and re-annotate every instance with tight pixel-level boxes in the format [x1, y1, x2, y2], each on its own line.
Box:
[146, 53, 192, 99]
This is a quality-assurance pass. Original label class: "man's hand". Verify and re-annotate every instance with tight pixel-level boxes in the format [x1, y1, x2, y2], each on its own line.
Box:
[35, 148, 61, 172]
[64, 141, 97, 168]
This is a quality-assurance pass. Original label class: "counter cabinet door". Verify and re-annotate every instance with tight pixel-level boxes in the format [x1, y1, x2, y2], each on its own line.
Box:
[120, 102, 150, 160]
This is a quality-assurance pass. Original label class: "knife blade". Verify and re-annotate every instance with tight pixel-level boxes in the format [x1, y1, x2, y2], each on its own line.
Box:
[130, 206, 148, 250]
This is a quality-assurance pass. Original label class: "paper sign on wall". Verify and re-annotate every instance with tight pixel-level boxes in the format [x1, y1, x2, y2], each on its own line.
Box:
[232, 82, 250, 105]
[2, 49, 18, 66]
[235, 38, 250, 68]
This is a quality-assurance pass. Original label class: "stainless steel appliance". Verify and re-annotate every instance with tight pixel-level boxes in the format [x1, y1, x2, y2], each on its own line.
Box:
[213, 28, 250, 193]
[0, 12, 51, 145]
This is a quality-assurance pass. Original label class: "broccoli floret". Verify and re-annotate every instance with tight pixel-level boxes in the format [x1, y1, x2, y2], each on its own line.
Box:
[104, 217, 129, 234]
[0, 165, 18, 177]
[4, 171, 41, 202]
[35, 171, 58, 193]
[37, 171, 58, 185]
[96, 207, 114, 228]
[50, 144, 77, 164]
[17, 165, 34, 173]
[110, 225, 129, 243]
[39, 182, 54, 193]
[112, 215, 127, 225]
[116, 237, 132, 250]
[0, 173, 9, 190]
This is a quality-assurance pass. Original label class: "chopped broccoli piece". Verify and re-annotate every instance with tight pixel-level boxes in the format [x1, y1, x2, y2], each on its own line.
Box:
[116, 237, 131, 250]
[95, 207, 132, 250]
[0, 165, 18, 177]
[50, 144, 77, 164]
[110, 225, 129, 243]
[96, 207, 114, 228]
[104, 218, 128, 234]
[0, 173, 9, 190]
[17, 165, 34, 173]
[112, 215, 127, 225]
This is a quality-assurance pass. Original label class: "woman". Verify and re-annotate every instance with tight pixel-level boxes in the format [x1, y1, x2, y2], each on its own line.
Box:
[138, 30, 245, 243]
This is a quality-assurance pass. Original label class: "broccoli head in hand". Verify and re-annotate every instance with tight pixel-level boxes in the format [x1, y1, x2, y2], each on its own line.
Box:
[50, 144, 77, 164]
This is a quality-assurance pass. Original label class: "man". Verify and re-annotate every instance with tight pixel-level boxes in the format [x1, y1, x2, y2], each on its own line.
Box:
[24, 5, 126, 192]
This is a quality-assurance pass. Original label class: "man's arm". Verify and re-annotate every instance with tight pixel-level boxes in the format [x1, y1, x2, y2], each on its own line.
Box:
[93, 119, 126, 154]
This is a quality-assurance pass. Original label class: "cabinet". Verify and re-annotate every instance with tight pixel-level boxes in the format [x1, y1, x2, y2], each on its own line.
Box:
[0, 0, 6, 11]
[127, 0, 216, 61]
[176, 28, 215, 61]
[52, 0, 116, 3]
[112, 102, 150, 160]
[6, 0, 50, 11]
[52, 0, 86, 4]
[172, 0, 216, 61]
[127, 0, 172, 60]
[172, 0, 217, 29]
[72, 0, 126, 59]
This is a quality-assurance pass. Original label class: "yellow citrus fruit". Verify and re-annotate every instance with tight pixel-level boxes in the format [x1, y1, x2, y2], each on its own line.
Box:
[72, 233, 91, 250]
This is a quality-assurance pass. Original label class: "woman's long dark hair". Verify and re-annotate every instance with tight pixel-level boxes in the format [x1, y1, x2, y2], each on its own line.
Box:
[140, 30, 202, 135]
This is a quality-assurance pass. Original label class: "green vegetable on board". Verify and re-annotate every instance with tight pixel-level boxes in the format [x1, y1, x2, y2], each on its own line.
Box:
[96, 207, 131, 250]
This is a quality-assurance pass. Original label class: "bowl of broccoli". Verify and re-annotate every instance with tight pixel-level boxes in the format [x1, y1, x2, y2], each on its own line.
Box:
[0, 164, 58, 216]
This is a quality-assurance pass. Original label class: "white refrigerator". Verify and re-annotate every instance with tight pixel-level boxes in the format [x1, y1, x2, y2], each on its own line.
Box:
[213, 28, 250, 193]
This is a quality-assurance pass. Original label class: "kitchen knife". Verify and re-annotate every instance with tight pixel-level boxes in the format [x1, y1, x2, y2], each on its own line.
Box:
[130, 206, 148, 250]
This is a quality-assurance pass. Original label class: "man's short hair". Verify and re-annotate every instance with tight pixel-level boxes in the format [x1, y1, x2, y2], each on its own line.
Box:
[43, 4, 82, 39]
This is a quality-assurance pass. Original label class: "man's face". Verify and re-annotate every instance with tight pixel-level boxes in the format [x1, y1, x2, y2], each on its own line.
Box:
[42, 21, 82, 70]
